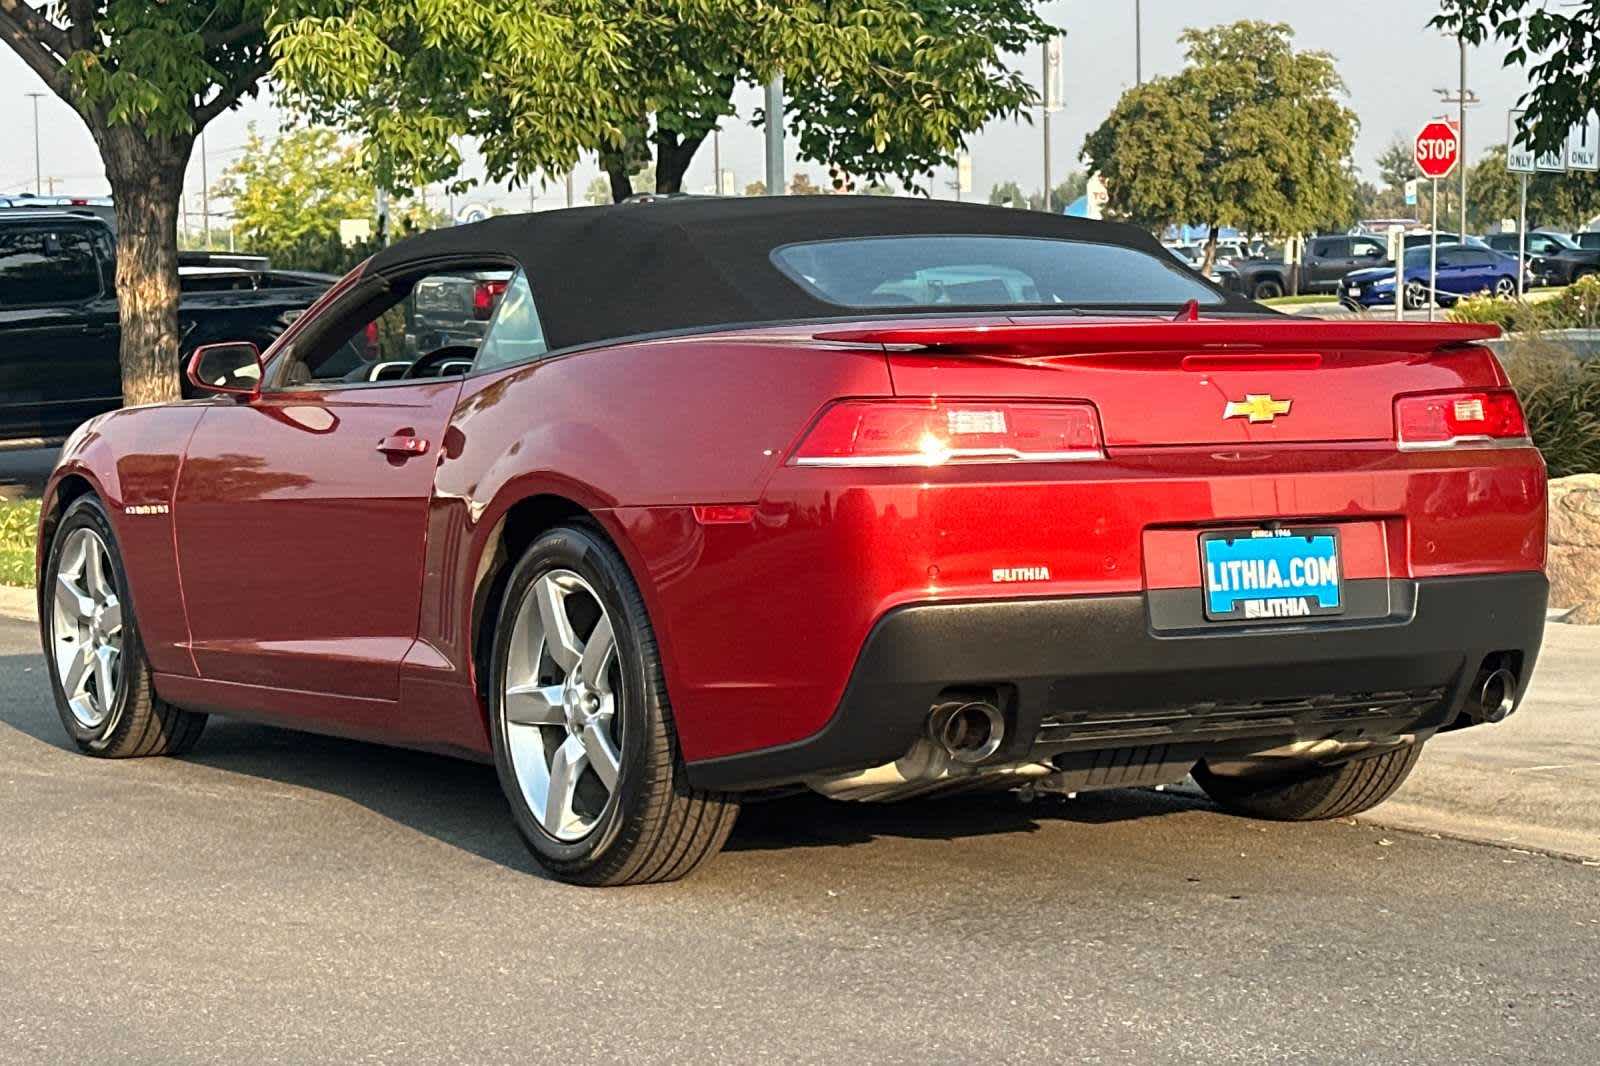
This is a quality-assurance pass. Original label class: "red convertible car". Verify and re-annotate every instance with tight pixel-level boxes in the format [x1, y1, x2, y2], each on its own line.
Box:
[38, 198, 1547, 885]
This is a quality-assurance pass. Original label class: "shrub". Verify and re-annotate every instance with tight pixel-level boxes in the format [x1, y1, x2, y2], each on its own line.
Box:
[0, 499, 40, 588]
[1503, 342, 1600, 477]
[1449, 275, 1600, 333]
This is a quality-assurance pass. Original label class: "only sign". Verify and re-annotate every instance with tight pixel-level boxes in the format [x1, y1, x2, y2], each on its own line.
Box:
[1415, 121, 1460, 179]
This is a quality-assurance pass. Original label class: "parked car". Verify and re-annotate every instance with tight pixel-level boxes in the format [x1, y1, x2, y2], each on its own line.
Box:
[0, 211, 334, 445]
[1484, 231, 1600, 287]
[1227, 233, 1390, 299]
[37, 197, 1546, 885]
[1342, 244, 1521, 309]
[1573, 231, 1600, 251]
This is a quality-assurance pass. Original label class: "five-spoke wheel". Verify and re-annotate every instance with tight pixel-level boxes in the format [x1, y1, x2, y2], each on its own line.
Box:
[43, 495, 206, 756]
[488, 524, 739, 885]
[50, 527, 124, 730]
[503, 569, 624, 842]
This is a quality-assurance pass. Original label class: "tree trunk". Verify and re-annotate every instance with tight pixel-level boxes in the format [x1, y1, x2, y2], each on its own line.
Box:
[655, 134, 707, 194]
[1200, 226, 1220, 276]
[603, 156, 633, 204]
[99, 126, 194, 407]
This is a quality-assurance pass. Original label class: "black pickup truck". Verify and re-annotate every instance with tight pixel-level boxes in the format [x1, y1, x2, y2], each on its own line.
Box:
[1224, 233, 1391, 299]
[0, 211, 334, 446]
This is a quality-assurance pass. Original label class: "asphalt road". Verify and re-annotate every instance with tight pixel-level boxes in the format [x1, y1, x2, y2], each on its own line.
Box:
[0, 447, 55, 501]
[1, 613, 1597, 1065]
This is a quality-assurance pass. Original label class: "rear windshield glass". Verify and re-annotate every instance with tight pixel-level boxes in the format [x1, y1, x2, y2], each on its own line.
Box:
[771, 235, 1223, 309]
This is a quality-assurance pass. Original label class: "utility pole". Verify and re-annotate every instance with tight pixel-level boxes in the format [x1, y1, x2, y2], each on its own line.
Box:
[1459, 39, 1468, 241]
[1135, 0, 1143, 85]
[200, 129, 211, 247]
[1435, 44, 1479, 239]
[765, 74, 785, 195]
[1042, 36, 1063, 213]
[26, 92, 44, 195]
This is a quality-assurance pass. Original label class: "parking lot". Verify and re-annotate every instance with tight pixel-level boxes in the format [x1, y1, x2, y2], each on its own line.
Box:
[2, 609, 1597, 1064]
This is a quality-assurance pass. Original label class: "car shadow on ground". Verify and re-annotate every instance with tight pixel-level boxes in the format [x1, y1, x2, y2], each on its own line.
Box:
[0, 651, 1203, 875]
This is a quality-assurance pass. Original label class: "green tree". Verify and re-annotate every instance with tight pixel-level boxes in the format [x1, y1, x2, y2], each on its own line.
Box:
[585, 176, 613, 207]
[989, 181, 1026, 208]
[0, 1, 606, 404]
[279, 2, 1053, 203]
[1376, 136, 1416, 191]
[1434, 2, 1600, 154]
[214, 125, 373, 269]
[789, 172, 822, 196]
[1082, 21, 1358, 273]
[0, 3, 278, 404]
[988, 175, 1086, 211]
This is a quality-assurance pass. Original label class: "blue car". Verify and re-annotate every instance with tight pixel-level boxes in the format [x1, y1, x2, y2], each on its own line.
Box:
[1342, 244, 1520, 310]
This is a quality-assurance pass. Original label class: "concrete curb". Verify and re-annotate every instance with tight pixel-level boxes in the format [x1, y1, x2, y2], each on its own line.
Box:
[0, 585, 36, 623]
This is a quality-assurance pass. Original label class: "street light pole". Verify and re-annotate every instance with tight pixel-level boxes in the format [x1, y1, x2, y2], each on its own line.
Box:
[765, 73, 785, 195]
[26, 92, 44, 195]
[1042, 41, 1052, 214]
[1135, 0, 1143, 86]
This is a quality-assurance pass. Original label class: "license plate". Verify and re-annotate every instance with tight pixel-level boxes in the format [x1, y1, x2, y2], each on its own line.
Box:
[1200, 527, 1343, 622]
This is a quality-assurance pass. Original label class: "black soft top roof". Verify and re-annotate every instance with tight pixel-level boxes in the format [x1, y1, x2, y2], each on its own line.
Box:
[367, 196, 1229, 351]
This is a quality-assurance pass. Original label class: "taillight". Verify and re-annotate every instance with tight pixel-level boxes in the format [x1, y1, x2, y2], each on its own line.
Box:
[790, 400, 1104, 467]
[473, 280, 508, 320]
[1395, 389, 1529, 449]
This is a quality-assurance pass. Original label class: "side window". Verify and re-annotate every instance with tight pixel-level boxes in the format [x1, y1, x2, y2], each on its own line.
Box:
[1351, 239, 1385, 259]
[1528, 236, 1556, 255]
[272, 266, 513, 388]
[0, 225, 104, 306]
[1311, 239, 1345, 258]
[473, 271, 549, 373]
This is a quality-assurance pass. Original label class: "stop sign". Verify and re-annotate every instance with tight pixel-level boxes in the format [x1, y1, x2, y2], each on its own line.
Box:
[1415, 121, 1460, 179]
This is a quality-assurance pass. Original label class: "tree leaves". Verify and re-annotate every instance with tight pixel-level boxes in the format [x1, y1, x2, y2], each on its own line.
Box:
[268, 0, 1054, 200]
[1434, 0, 1600, 154]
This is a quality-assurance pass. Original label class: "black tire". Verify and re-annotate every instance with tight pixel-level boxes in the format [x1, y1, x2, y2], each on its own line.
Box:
[488, 523, 738, 885]
[40, 495, 206, 758]
[1493, 276, 1517, 300]
[1403, 280, 1430, 310]
[1192, 744, 1423, 821]
[1251, 277, 1285, 300]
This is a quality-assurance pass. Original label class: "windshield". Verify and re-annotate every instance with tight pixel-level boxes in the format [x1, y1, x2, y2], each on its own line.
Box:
[772, 235, 1224, 309]
[1539, 231, 1579, 250]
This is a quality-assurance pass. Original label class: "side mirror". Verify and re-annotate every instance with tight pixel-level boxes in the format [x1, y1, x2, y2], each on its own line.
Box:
[186, 342, 263, 398]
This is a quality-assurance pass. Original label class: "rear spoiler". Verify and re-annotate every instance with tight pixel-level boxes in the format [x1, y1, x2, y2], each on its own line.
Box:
[812, 319, 1502, 355]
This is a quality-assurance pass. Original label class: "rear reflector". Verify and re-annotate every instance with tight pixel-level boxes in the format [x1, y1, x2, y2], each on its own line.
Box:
[1395, 389, 1529, 449]
[791, 400, 1104, 467]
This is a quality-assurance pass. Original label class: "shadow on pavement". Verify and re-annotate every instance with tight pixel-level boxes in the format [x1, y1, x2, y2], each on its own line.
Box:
[1, 644, 1201, 873]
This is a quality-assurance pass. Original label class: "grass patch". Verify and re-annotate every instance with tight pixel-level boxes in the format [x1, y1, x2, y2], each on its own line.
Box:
[1260, 294, 1336, 307]
[0, 499, 40, 588]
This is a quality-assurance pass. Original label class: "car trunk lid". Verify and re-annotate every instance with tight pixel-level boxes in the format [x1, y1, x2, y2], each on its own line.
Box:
[815, 317, 1506, 448]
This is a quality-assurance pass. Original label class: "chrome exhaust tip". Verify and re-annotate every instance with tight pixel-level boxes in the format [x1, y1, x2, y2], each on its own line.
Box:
[927, 700, 1005, 764]
[1477, 668, 1518, 723]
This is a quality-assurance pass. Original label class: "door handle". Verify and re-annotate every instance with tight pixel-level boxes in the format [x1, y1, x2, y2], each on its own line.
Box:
[377, 434, 430, 457]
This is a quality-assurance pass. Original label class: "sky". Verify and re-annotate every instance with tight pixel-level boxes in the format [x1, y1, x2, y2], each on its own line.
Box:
[0, 1, 1536, 222]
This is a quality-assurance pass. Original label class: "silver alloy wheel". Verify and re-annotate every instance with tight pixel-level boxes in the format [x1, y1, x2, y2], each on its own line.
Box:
[502, 569, 624, 842]
[1495, 276, 1516, 298]
[50, 527, 123, 730]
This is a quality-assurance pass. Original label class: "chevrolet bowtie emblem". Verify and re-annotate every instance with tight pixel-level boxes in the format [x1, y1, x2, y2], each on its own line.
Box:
[1223, 394, 1293, 423]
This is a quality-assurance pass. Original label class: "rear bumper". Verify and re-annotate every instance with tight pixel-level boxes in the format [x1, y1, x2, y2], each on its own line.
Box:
[684, 572, 1547, 791]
